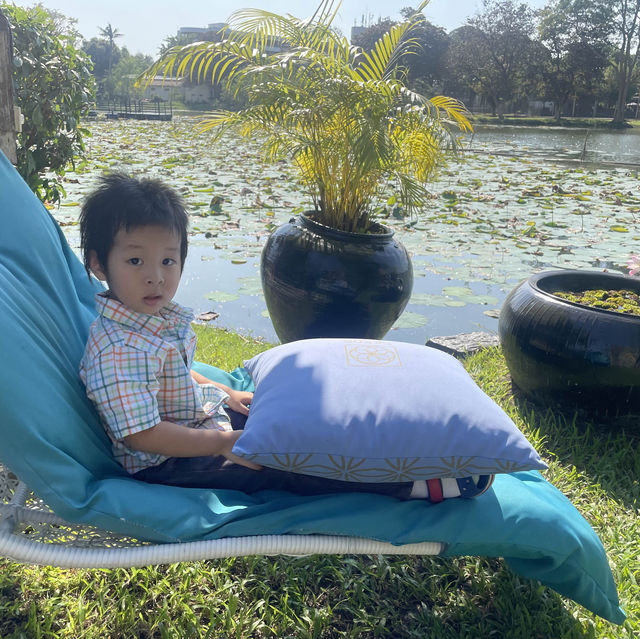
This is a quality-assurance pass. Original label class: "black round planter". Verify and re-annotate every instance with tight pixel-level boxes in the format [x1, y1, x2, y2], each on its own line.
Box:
[261, 214, 413, 343]
[499, 270, 640, 414]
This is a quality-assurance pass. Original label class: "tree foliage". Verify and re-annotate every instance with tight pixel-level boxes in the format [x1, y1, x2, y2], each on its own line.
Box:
[609, 0, 640, 123]
[399, 7, 449, 90]
[83, 24, 126, 100]
[447, 0, 538, 118]
[98, 23, 123, 74]
[347, 0, 639, 120]
[351, 9, 448, 93]
[2, 2, 95, 204]
[83, 37, 121, 80]
[538, 0, 613, 120]
[351, 18, 397, 52]
[110, 50, 154, 99]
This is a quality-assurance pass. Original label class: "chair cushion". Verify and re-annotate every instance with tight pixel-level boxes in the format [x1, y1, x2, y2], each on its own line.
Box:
[234, 338, 546, 481]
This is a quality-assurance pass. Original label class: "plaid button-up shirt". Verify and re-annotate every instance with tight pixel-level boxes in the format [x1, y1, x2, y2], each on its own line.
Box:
[80, 293, 231, 474]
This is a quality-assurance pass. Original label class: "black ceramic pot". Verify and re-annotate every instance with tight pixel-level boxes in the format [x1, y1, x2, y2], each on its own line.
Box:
[499, 270, 640, 414]
[261, 213, 413, 343]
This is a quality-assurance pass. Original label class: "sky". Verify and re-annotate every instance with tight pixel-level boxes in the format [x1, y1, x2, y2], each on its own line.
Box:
[7, 0, 548, 58]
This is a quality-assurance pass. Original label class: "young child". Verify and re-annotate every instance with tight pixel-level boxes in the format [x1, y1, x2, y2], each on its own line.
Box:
[79, 173, 493, 502]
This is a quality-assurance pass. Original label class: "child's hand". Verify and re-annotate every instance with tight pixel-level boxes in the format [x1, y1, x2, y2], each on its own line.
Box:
[219, 429, 262, 470]
[190, 371, 254, 417]
[225, 389, 253, 416]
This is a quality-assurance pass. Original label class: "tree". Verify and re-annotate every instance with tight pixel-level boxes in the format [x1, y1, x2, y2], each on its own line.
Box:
[83, 37, 120, 80]
[538, 0, 613, 120]
[399, 7, 449, 91]
[351, 10, 448, 93]
[445, 0, 538, 118]
[110, 50, 154, 99]
[351, 17, 396, 52]
[610, 0, 640, 123]
[1, 2, 95, 203]
[98, 23, 123, 74]
[84, 25, 126, 101]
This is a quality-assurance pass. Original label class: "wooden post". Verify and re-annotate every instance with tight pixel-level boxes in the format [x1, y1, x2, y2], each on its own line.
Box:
[0, 8, 17, 164]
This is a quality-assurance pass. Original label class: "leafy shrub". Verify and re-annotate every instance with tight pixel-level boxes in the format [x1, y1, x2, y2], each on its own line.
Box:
[2, 2, 95, 203]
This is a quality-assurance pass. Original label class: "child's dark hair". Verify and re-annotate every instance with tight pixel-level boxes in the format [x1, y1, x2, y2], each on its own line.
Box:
[79, 172, 189, 277]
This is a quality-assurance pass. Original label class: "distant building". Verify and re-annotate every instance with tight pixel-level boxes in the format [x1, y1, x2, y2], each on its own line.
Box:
[144, 76, 183, 102]
[351, 26, 367, 42]
[178, 23, 226, 37]
[176, 22, 286, 53]
[143, 75, 215, 105]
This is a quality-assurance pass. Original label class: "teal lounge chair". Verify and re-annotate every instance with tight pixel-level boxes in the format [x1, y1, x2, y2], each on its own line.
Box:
[0, 150, 625, 624]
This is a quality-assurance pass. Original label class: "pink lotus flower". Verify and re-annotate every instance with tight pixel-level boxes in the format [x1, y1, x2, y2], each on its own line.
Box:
[627, 255, 640, 276]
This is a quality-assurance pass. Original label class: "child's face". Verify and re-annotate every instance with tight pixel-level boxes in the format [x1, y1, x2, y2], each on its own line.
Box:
[90, 225, 183, 316]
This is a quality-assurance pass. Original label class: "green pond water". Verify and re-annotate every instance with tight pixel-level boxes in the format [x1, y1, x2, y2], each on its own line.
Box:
[50, 116, 640, 344]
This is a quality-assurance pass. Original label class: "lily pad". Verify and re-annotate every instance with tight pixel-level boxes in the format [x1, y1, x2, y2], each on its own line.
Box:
[203, 291, 239, 303]
[392, 311, 430, 329]
[442, 286, 473, 297]
[45, 117, 640, 344]
[237, 277, 263, 296]
[464, 294, 500, 305]
[409, 294, 452, 307]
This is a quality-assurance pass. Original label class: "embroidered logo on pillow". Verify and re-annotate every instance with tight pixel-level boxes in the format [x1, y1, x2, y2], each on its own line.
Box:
[344, 341, 402, 367]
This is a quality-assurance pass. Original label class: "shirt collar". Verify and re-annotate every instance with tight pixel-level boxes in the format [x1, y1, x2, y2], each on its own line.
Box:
[95, 292, 194, 336]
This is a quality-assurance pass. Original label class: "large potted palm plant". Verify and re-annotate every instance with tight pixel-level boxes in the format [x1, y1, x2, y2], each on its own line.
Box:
[141, 0, 471, 342]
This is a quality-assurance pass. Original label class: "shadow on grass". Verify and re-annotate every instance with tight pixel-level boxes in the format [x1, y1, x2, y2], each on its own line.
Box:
[510, 384, 640, 510]
[0, 561, 30, 635]
[233, 553, 591, 639]
[464, 345, 638, 508]
[0, 553, 592, 638]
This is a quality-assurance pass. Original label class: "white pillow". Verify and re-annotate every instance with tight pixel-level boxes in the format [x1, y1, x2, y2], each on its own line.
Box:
[233, 339, 547, 482]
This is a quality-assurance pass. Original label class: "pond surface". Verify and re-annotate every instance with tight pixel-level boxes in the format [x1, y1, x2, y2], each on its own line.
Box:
[469, 124, 640, 165]
[51, 117, 640, 345]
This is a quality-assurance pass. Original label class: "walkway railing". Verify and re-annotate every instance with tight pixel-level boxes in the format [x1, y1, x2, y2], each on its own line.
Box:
[90, 99, 173, 121]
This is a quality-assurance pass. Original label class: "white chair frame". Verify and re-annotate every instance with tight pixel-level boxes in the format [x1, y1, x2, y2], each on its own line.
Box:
[0, 463, 443, 568]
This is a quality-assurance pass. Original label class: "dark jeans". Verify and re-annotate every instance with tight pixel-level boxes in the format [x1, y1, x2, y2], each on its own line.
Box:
[133, 410, 413, 499]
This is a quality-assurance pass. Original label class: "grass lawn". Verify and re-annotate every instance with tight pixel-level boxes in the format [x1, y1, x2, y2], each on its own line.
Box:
[0, 327, 638, 638]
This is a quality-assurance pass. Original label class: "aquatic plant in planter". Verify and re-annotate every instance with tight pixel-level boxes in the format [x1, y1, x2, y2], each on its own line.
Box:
[499, 270, 640, 416]
[552, 288, 640, 316]
[142, 0, 471, 341]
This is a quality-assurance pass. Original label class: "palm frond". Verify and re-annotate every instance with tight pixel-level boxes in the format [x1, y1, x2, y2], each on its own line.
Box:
[138, 0, 469, 231]
[136, 42, 203, 88]
[189, 50, 210, 83]
[225, 9, 299, 50]
[395, 174, 432, 214]
[353, 22, 413, 82]
[307, 0, 341, 27]
[352, 0, 430, 82]
[429, 96, 473, 133]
